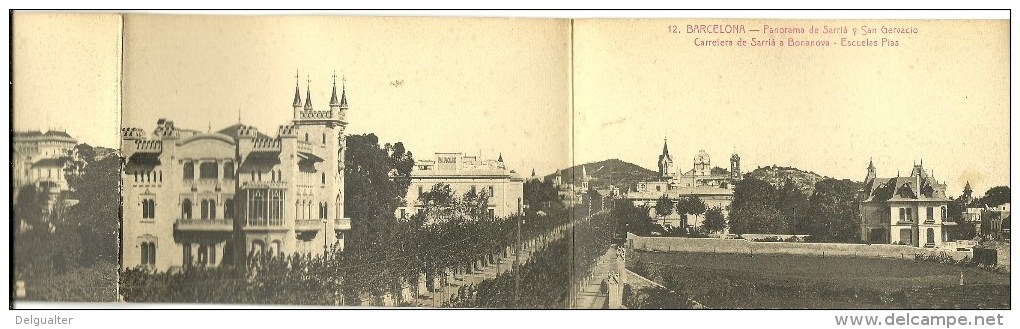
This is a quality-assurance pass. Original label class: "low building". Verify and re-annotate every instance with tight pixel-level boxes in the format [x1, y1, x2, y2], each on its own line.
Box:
[858, 160, 951, 248]
[398, 152, 525, 220]
[625, 187, 732, 229]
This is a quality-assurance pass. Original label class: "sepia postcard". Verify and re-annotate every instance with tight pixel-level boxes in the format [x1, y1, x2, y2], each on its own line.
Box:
[9, 12, 1011, 313]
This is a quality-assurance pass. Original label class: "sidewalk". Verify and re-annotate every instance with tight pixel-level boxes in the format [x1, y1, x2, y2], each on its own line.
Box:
[574, 247, 619, 309]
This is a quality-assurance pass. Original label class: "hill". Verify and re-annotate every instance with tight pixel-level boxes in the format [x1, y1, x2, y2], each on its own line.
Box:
[545, 159, 658, 191]
[744, 165, 840, 195]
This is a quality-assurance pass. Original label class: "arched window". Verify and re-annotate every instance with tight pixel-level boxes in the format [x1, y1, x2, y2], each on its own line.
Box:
[182, 199, 192, 219]
[223, 161, 234, 179]
[140, 241, 157, 266]
[183, 162, 195, 180]
[323, 203, 328, 219]
[209, 200, 217, 219]
[271, 171, 276, 181]
[224, 199, 234, 219]
[141, 199, 155, 219]
[201, 200, 209, 219]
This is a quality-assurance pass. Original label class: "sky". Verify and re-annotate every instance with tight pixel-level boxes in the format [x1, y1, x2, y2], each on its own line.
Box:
[11, 15, 1010, 197]
[121, 15, 571, 178]
[573, 19, 1009, 197]
[12, 13, 122, 149]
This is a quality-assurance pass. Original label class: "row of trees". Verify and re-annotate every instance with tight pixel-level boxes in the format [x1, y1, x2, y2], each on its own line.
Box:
[120, 133, 577, 306]
[729, 178, 861, 241]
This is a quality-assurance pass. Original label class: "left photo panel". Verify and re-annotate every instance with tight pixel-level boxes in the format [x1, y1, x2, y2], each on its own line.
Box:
[11, 13, 124, 303]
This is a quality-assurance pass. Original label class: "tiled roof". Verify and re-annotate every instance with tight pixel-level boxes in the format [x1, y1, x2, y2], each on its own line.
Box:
[31, 157, 70, 168]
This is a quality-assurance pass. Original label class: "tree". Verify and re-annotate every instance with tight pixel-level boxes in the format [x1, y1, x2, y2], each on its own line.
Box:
[14, 185, 46, 230]
[977, 186, 1010, 207]
[342, 133, 415, 302]
[730, 178, 787, 234]
[654, 195, 674, 222]
[776, 179, 810, 235]
[65, 153, 120, 263]
[702, 206, 727, 233]
[805, 179, 861, 242]
[676, 196, 707, 229]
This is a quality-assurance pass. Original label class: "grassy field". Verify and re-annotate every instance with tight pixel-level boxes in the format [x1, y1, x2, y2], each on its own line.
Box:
[630, 251, 1010, 309]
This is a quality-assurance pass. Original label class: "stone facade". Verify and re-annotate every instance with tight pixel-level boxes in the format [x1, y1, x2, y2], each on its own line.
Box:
[121, 75, 351, 271]
[858, 160, 950, 248]
[398, 152, 525, 220]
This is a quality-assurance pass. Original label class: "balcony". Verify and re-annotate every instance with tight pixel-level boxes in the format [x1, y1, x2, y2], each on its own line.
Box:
[175, 218, 233, 232]
[240, 181, 288, 189]
[295, 219, 326, 232]
[243, 219, 288, 232]
[334, 218, 352, 231]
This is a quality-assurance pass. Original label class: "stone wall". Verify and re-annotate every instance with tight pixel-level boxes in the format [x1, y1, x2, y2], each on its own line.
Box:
[627, 233, 932, 259]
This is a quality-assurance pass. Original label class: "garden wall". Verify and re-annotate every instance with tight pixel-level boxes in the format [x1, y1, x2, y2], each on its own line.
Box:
[626, 233, 965, 259]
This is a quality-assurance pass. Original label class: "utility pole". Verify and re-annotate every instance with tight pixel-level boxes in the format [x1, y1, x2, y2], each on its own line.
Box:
[514, 198, 522, 308]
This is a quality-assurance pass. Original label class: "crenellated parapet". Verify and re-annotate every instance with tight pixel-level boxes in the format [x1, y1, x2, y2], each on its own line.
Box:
[122, 127, 146, 140]
[134, 140, 163, 153]
[237, 125, 261, 139]
[278, 124, 299, 138]
[251, 138, 282, 152]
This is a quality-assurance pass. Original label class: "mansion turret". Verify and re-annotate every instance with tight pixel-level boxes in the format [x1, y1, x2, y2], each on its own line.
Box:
[121, 73, 352, 271]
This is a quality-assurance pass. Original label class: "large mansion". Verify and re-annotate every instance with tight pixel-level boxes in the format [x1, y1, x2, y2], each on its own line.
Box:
[121, 74, 351, 271]
[858, 160, 951, 248]
[12, 130, 78, 199]
[398, 152, 525, 220]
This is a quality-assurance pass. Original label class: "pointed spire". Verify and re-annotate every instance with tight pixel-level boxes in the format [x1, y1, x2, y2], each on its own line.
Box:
[340, 75, 348, 108]
[531, 168, 536, 177]
[329, 71, 340, 107]
[303, 74, 313, 110]
[867, 157, 875, 170]
[292, 69, 302, 107]
[661, 137, 670, 156]
[498, 153, 503, 162]
[964, 181, 973, 192]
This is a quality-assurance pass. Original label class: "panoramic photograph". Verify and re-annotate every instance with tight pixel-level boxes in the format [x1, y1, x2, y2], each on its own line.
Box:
[9, 12, 1010, 311]
[573, 18, 1010, 309]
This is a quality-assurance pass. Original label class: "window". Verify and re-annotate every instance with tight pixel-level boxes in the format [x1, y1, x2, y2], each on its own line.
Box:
[418, 186, 424, 198]
[322, 133, 327, 144]
[321, 173, 326, 184]
[400, 208, 407, 219]
[305, 133, 309, 142]
[488, 186, 495, 198]
[140, 242, 156, 266]
[250, 190, 266, 224]
[224, 161, 234, 179]
[926, 207, 934, 222]
[208, 200, 217, 219]
[209, 244, 217, 265]
[198, 245, 208, 266]
[269, 190, 284, 224]
[183, 244, 192, 267]
[224, 199, 234, 219]
[488, 209, 495, 219]
[199, 162, 217, 179]
[183, 162, 194, 180]
[201, 200, 209, 219]
[182, 199, 192, 219]
[142, 199, 155, 219]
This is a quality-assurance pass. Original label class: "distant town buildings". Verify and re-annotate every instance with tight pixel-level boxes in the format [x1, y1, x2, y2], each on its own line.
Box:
[12, 130, 78, 198]
[858, 160, 951, 248]
[626, 139, 739, 229]
[398, 152, 525, 220]
[121, 73, 351, 271]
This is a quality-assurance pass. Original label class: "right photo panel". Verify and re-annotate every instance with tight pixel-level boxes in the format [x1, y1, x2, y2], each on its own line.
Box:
[571, 19, 1009, 309]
